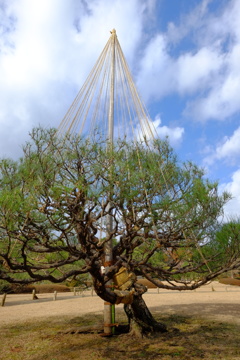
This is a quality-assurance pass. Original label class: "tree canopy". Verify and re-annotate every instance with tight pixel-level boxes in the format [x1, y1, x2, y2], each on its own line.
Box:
[0, 127, 240, 335]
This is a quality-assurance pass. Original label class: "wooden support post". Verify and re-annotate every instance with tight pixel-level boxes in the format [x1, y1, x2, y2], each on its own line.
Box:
[32, 289, 36, 300]
[103, 29, 116, 337]
[1, 293, 7, 307]
[53, 291, 57, 301]
[32, 289, 38, 300]
[74, 287, 76, 296]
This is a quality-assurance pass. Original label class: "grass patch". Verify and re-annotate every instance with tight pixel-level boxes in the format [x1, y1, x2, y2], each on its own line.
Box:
[1, 312, 240, 360]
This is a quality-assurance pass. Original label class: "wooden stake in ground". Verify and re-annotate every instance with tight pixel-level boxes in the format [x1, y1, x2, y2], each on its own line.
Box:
[32, 289, 38, 300]
[1, 293, 7, 307]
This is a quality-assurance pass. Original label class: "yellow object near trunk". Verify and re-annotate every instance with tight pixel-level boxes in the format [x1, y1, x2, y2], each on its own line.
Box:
[113, 266, 136, 291]
[114, 289, 134, 304]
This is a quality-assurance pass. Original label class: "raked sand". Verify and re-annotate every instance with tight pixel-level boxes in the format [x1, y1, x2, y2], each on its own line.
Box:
[1, 281, 240, 327]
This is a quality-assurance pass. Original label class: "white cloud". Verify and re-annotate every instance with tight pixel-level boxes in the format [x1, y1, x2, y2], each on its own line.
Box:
[184, 55, 240, 121]
[136, 34, 175, 101]
[182, 1, 240, 121]
[152, 115, 184, 147]
[176, 47, 223, 94]
[220, 169, 240, 219]
[135, 113, 184, 147]
[204, 127, 240, 166]
[137, 38, 224, 105]
[137, 0, 240, 122]
[0, 0, 153, 159]
[214, 127, 240, 160]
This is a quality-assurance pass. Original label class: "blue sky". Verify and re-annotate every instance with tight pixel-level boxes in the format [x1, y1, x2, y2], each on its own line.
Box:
[0, 0, 240, 218]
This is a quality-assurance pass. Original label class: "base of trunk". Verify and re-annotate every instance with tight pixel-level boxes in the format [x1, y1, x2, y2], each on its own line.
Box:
[124, 289, 167, 337]
[61, 324, 129, 335]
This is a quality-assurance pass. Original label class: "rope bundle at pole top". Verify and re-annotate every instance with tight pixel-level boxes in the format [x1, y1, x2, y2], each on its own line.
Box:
[58, 29, 156, 143]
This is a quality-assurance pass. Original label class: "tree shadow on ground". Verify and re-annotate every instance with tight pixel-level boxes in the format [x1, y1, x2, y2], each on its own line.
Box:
[150, 302, 240, 324]
[2, 309, 240, 360]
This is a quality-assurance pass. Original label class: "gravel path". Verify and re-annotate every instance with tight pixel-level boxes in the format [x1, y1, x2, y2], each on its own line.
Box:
[1, 282, 240, 326]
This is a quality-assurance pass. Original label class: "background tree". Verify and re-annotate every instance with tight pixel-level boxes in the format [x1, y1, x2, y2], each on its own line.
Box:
[0, 128, 240, 336]
[203, 220, 240, 278]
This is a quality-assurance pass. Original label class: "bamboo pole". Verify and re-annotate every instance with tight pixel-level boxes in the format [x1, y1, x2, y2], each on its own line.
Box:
[103, 29, 116, 336]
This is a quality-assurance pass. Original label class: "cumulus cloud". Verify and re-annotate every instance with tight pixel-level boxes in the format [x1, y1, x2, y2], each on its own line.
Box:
[0, 0, 154, 158]
[136, 34, 175, 101]
[135, 113, 184, 147]
[176, 47, 223, 95]
[204, 127, 240, 166]
[137, 0, 240, 122]
[137, 37, 224, 102]
[219, 169, 240, 219]
[152, 115, 184, 147]
[181, 0, 240, 121]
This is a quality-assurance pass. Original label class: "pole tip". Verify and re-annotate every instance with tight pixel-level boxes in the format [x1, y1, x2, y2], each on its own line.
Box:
[110, 29, 116, 35]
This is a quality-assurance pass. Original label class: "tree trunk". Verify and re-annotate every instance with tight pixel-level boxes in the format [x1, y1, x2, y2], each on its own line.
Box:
[92, 273, 167, 337]
[124, 283, 167, 337]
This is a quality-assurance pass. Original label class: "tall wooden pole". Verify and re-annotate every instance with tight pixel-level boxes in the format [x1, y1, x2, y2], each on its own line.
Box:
[103, 29, 116, 336]
[108, 29, 115, 144]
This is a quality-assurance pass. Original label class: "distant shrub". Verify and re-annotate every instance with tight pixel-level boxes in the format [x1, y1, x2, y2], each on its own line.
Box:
[219, 278, 240, 286]
[32, 284, 71, 293]
[137, 278, 162, 289]
[3, 283, 71, 294]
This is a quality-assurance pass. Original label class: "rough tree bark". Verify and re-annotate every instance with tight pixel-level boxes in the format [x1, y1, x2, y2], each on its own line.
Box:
[124, 282, 167, 337]
[91, 269, 167, 337]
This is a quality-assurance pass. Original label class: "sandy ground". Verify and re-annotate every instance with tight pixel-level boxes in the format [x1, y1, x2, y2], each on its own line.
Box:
[1, 281, 240, 327]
